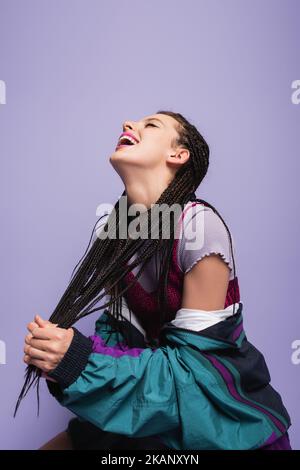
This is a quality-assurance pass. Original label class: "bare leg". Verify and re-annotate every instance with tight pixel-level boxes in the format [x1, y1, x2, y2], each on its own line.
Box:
[39, 431, 73, 450]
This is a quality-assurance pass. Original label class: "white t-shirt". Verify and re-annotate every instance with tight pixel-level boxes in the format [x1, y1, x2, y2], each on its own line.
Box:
[93, 201, 236, 293]
[177, 201, 235, 279]
[92, 200, 238, 336]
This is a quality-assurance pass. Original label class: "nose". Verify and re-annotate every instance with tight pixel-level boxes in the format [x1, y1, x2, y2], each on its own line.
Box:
[122, 120, 136, 132]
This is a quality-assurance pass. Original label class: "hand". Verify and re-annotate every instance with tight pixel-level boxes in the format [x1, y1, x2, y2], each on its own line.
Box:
[23, 315, 74, 376]
[24, 315, 58, 382]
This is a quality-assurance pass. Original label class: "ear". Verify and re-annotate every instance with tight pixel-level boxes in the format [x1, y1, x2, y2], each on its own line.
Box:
[167, 148, 190, 167]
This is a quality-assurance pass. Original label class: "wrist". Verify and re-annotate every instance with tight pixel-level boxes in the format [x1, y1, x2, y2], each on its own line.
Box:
[47, 327, 93, 389]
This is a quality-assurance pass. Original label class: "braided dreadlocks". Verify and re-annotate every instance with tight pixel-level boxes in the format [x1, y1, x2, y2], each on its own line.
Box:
[14, 110, 237, 416]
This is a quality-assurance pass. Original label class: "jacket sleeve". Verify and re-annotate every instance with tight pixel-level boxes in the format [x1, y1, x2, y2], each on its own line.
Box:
[46, 310, 181, 439]
[46, 305, 291, 449]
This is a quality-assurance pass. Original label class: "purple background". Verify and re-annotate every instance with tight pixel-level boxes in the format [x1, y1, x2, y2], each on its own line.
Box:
[0, 0, 299, 450]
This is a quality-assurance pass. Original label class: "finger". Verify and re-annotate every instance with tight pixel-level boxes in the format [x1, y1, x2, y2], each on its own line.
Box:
[23, 354, 30, 364]
[23, 344, 49, 361]
[25, 333, 33, 345]
[27, 317, 57, 335]
[23, 355, 52, 373]
[26, 337, 50, 351]
[35, 315, 58, 328]
[30, 327, 59, 340]
[35, 315, 47, 325]
[27, 321, 39, 333]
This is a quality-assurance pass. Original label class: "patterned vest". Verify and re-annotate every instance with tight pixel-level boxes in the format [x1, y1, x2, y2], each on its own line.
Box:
[121, 199, 240, 343]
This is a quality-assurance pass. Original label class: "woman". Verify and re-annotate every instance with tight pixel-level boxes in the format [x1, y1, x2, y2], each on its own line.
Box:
[20, 111, 292, 450]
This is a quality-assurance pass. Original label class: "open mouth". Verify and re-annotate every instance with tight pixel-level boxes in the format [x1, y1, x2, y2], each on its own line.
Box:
[115, 135, 139, 150]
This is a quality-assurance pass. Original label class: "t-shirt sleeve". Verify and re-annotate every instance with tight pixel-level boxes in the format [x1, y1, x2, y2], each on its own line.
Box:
[177, 204, 235, 279]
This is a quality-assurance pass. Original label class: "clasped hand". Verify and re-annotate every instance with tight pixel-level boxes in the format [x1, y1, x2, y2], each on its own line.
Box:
[23, 315, 74, 381]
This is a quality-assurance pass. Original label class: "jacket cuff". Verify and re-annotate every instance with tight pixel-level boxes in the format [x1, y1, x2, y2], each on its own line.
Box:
[46, 327, 93, 389]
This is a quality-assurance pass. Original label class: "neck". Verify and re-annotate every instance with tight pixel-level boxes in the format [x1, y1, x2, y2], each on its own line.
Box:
[124, 176, 172, 211]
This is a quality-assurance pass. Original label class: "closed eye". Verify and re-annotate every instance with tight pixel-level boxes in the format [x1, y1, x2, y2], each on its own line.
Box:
[145, 123, 157, 127]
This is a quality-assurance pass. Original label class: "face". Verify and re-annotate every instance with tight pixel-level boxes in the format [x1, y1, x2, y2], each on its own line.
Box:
[109, 113, 189, 178]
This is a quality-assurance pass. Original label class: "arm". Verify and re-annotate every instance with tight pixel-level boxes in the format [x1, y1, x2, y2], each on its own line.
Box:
[179, 202, 233, 311]
[45, 253, 230, 439]
[25, 205, 233, 440]
[45, 311, 180, 438]
[25, 299, 289, 449]
[24, 311, 179, 438]
[181, 253, 230, 310]
[24, 202, 290, 448]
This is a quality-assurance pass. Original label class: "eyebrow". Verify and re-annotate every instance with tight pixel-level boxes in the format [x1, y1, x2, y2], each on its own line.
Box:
[142, 117, 164, 126]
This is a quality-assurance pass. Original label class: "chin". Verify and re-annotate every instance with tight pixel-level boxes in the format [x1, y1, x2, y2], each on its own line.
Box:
[109, 151, 122, 165]
[109, 152, 128, 174]
[110, 149, 138, 168]
[110, 149, 128, 160]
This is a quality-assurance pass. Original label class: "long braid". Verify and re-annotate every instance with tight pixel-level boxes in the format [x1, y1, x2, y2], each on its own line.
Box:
[14, 110, 238, 417]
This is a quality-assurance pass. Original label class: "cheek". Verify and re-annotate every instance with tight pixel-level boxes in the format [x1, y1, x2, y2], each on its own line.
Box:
[138, 141, 166, 166]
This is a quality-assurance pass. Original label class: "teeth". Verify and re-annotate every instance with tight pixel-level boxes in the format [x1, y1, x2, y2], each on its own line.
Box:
[118, 135, 137, 146]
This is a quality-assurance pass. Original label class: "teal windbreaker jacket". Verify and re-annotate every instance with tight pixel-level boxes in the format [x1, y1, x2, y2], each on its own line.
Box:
[47, 301, 291, 450]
